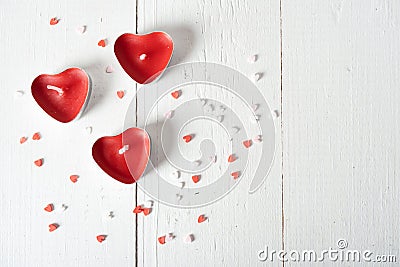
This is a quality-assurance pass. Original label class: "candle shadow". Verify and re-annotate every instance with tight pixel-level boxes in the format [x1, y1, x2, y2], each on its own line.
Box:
[144, 24, 197, 66]
[79, 61, 113, 118]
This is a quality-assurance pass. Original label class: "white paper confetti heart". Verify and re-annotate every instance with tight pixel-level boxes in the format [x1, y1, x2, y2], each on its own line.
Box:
[76, 25, 86, 34]
[184, 234, 194, 243]
[105, 65, 114, 73]
[15, 90, 24, 97]
[253, 135, 262, 143]
[171, 170, 180, 179]
[247, 54, 258, 63]
[85, 126, 92, 134]
[164, 110, 174, 119]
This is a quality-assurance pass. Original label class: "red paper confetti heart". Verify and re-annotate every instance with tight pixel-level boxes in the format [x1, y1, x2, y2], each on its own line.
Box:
[243, 139, 252, 148]
[183, 135, 192, 143]
[192, 175, 200, 183]
[34, 158, 43, 167]
[197, 214, 207, 223]
[19, 137, 28, 144]
[31, 68, 90, 123]
[171, 90, 180, 99]
[114, 32, 173, 84]
[49, 17, 59, 25]
[48, 223, 59, 232]
[96, 235, 107, 243]
[228, 154, 236, 163]
[69, 175, 79, 183]
[133, 205, 143, 214]
[44, 204, 54, 212]
[231, 171, 240, 179]
[158, 235, 166, 244]
[98, 39, 106, 47]
[32, 132, 41, 140]
[142, 208, 151, 216]
[92, 128, 150, 184]
[117, 90, 125, 99]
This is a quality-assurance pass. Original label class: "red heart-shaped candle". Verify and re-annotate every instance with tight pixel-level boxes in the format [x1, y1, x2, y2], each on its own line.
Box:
[114, 32, 174, 84]
[31, 68, 90, 123]
[92, 128, 150, 184]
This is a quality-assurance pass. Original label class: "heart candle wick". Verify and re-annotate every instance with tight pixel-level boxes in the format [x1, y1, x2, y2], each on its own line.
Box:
[139, 53, 147, 61]
[47, 85, 64, 96]
[118, 145, 130, 154]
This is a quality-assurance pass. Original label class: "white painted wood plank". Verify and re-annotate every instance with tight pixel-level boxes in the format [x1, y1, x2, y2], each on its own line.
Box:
[283, 0, 400, 265]
[136, 0, 282, 266]
[0, 1, 136, 266]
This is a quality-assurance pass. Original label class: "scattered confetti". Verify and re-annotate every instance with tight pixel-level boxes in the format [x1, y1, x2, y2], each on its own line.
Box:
[117, 90, 125, 99]
[183, 134, 192, 143]
[228, 154, 237, 163]
[108, 211, 115, 218]
[179, 182, 185, 189]
[251, 72, 263, 83]
[231, 171, 240, 179]
[96, 235, 107, 243]
[158, 235, 166, 244]
[76, 25, 87, 34]
[192, 175, 201, 183]
[98, 39, 106, 47]
[273, 110, 280, 118]
[219, 105, 226, 112]
[216, 115, 224, 122]
[200, 99, 207, 106]
[252, 104, 259, 112]
[105, 65, 114, 73]
[171, 90, 181, 99]
[142, 208, 151, 216]
[232, 126, 240, 134]
[165, 233, 175, 242]
[49, 17, 59, 26]
[61, 204, 68, 211]
[243, 140, 252, 148]
[48, 223, 59, 232]
[164, 110, 174, 119]
[210, 155, 217, 163]
[133, 205, 143, 214]
[34, 158, 43, 167]
[253, 135, 262, 143]
[44, 204, 54, 212]
[171, 170, 180, 179]
[15, 90, 24, 97]
[184, 234, 195, 243]
[176, 194, 183, 200]
[197, 214, 207, 223]
[204, 104, 214, 113]
[247, 54, 258, 63]
[85, 126, 92, 134]
[192, 160, 201, 167]
[19, 137, 28, 144]
[32, 132, 41, 140]
[70, 175, 79, 183]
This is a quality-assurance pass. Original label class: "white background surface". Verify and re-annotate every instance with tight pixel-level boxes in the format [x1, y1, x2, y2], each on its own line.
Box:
[1, 0, 399, 266]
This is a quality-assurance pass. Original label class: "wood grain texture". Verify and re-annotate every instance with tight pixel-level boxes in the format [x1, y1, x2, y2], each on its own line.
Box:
[0, 0, 136, 266]
[283, 0, 400, 266]
[136, 0, 282, 266]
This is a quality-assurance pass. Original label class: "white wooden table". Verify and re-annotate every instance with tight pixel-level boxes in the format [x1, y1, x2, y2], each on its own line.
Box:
[1, 0, 399, 266]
